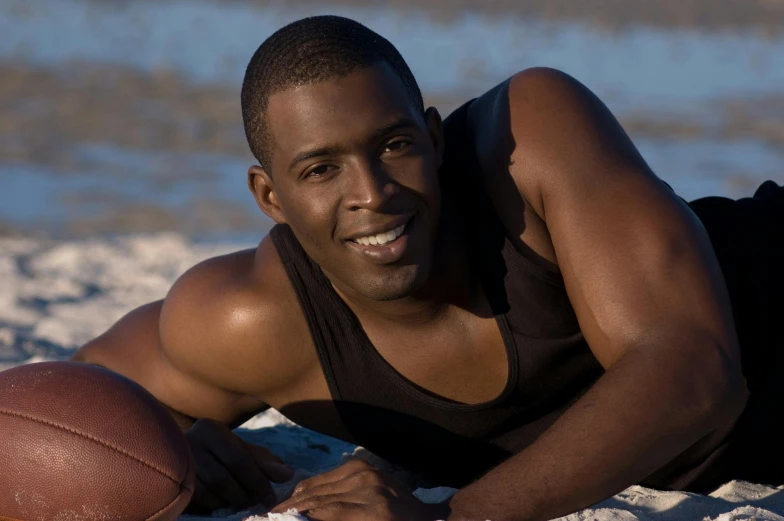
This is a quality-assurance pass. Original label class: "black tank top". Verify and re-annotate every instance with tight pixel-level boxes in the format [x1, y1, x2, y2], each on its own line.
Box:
[270, 100, 784, 492]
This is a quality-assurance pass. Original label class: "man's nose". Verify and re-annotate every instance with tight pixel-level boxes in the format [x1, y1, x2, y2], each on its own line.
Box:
[343, 161, 400, 212]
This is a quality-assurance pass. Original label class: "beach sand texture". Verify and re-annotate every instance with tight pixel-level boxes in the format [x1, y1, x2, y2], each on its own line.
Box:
[1, 234, 783, 520]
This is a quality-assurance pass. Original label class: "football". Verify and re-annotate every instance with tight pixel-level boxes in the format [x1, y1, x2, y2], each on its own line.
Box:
[0, 361, 194, 521]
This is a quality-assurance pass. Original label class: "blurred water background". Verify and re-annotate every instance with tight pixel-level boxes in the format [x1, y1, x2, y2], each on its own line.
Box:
[1, 0, 783, 245]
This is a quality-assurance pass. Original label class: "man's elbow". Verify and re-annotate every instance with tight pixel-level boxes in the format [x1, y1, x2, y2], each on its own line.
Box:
[685, 342, 749, 430]
[709, 371, 749, 428]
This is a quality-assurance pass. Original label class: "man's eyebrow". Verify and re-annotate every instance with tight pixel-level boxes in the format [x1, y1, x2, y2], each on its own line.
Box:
[287, 118, 420, 172]
[288, 145, 346, 172]
[373, 117, 419, 138]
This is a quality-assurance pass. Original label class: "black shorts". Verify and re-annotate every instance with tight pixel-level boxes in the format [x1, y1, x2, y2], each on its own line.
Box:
[685, 180, 784, 490]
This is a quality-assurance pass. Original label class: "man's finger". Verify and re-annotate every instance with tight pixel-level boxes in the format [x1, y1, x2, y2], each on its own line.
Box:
[273, 470, 382, 514]
[291, 458, 374, 498]
[278, 490, 374, 518]
[205, 435, 277, 504]
[304, 501, 369, 521]
[195, 448, 254, 507]
[186, 476, 229, 514]
[242, 439, 285, 464]
[243, 440, 295, 483]
[274, 481, 350, 513]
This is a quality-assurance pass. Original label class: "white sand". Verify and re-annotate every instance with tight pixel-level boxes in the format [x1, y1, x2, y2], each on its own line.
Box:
[1, 233, 783, 521]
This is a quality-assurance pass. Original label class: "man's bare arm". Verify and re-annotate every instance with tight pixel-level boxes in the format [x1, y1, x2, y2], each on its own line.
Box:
[73, 300, 197, 431]
[446, 69, 749, 521]
[71, 297, 269, 431]
[71, 242, 302, 511]
[70, 249, 273, 428]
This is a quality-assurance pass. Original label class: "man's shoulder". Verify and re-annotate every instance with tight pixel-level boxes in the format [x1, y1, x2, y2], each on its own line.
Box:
[165, 234, 293, 322]
[158, 233, 314, 396]
[460, 68, 567, 270]
[464, 66, 583, 168]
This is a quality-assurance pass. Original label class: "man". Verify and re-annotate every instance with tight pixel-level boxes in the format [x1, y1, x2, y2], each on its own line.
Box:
[73, 15, 784, 521]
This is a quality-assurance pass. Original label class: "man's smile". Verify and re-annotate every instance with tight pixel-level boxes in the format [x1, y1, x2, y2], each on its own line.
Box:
[345, 216, 414, 264]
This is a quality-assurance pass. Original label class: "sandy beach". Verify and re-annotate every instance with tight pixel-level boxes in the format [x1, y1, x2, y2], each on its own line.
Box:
[91, 0, 784, 34]
[2, 233, 783, 520]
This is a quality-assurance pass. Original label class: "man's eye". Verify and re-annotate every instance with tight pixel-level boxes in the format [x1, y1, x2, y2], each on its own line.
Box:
[306, 164, 334, 178]
[384, 140, 411, 153]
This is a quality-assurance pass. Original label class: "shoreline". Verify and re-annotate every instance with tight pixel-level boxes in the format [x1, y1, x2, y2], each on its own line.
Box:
[84, 0, 784, 34]
[2, 61, 782, 240]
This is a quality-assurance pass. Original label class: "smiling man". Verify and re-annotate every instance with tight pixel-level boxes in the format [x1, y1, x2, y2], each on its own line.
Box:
[72, 15, 784, 521]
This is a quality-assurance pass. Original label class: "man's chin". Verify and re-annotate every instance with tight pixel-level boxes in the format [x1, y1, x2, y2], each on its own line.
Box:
[349, 265, 428, 302]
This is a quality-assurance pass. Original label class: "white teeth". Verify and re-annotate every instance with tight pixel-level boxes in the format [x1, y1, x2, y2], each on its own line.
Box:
[353, 223, 406, 246]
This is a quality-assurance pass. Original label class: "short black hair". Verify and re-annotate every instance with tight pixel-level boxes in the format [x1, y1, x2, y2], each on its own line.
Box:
[241, 15, 425, 172]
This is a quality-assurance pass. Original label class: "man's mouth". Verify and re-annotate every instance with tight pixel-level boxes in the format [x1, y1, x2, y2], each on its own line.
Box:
[345, 217, 414, 264]
[350, 222, 406, 246]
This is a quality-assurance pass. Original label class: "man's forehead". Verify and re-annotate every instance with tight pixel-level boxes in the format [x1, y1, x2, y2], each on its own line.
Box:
[265, 64, 419, 146]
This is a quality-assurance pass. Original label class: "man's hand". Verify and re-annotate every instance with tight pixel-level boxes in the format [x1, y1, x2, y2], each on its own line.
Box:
[185, 418, 295, 514]
[271, 459, 448, 521]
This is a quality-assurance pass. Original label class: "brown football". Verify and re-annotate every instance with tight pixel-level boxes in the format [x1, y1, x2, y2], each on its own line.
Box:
[0, 361, 194, 521]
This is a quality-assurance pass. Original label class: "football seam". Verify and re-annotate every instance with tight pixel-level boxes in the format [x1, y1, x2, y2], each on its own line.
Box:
[144, 495, 179, 521]
[144, 485, 188, 521]
[144, 451, 194, 521]
[0, 408, 182, 485]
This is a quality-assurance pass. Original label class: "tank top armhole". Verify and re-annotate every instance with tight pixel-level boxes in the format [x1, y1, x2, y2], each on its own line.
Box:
[444, 98, 566, 289]
[502, 240, 565, 287]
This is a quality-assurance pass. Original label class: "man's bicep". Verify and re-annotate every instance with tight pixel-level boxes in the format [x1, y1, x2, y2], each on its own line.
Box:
[504, 68, 741, 368]
[73, 296, 265, 425]
[72, 300, 164, 377]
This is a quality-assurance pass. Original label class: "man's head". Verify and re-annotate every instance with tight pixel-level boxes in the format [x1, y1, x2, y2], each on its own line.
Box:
[243, 15, 445, 303]
[242, 15, 425, 171]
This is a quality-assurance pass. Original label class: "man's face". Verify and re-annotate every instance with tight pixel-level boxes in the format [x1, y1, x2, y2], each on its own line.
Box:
[262, 63, 444, 302]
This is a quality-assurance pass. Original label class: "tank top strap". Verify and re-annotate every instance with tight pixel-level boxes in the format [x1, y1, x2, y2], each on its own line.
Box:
[269, 224, 357, 399]
[438, 98, 565, 313]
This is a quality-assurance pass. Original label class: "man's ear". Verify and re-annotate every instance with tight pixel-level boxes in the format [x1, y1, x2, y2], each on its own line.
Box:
[424, 107, 445, 169]
[247, 165, 287, 224]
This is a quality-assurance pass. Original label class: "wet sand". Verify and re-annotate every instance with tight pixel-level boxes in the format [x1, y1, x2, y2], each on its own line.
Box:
[2, 0, 783, 239]
[2, 62, 781, 168]
[168, 0, 784, 34]
[1, 59, 782, 238]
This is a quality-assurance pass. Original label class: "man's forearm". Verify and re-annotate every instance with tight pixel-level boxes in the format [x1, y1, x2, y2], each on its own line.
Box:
[445, 342, 748, 521]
